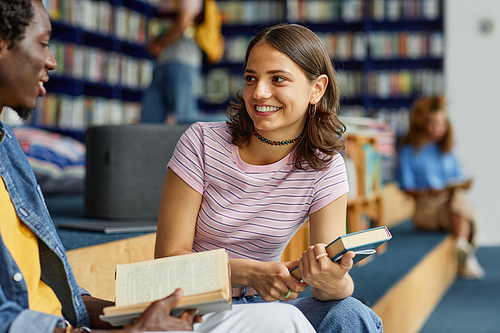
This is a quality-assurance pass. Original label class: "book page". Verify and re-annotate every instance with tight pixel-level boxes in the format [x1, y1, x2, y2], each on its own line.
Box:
[115, 249, 227, 306]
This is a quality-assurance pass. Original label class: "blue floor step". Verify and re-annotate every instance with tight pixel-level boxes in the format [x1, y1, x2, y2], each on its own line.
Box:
[350, 220, 447, 306]
[420, 246, 500, 333]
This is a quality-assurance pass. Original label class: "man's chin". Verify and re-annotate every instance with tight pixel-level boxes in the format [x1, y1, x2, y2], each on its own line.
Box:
[12, 105, 35, 122]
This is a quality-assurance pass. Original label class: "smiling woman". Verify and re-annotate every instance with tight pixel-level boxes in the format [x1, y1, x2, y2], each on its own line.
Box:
[155, 23, 383, 333]
[228, 23, 345, 171]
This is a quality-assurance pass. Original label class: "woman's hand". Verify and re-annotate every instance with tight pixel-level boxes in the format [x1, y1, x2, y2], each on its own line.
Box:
[233, 259, 308, 302]
[297, 244, 354, 301]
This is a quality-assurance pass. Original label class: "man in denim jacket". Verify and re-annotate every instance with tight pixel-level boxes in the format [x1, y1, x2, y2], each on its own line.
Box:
[0, 1, 318, 332]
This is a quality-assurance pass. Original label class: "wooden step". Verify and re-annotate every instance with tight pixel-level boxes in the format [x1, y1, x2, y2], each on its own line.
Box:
[372, 235, 457, 333]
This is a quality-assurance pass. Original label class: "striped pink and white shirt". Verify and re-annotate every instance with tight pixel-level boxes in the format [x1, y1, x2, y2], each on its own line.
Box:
[167, 122, 349, 262]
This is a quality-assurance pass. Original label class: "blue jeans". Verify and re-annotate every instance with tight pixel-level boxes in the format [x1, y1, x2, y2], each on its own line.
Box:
[232, 295, 383, 333]
[141, 62, 199, 124]
[141, 62, 227, 124]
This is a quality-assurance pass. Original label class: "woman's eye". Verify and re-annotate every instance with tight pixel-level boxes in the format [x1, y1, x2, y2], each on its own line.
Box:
[245, 76, 256, 82]
[274, 76, 285, 83]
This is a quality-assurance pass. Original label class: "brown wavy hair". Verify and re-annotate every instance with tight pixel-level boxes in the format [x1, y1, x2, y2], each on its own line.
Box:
[401, 95, 454, 153]
[226, 23, 345, 171]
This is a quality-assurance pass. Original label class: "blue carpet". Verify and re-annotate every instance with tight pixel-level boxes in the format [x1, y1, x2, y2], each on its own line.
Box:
[420, 246, 500, 333]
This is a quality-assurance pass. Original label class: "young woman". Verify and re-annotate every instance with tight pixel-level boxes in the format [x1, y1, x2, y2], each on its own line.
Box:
[155, 23, 382, 332]
[399, 95, 484, 279]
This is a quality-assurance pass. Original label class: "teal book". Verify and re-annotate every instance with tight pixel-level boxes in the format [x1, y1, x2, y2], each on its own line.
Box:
[290, 226, 392, 280]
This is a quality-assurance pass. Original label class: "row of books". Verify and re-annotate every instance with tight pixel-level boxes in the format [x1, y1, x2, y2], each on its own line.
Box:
[218, 1, 286, 25]
[320, 30, 443, 61]
[343, 139, 383, 200]
[371, 0, 440, 21]
[222, 31, 442, 64]
[365, 69, 443, 99]
[48, 0, 149, 45]
[339, 105, 410, 137]
[337, 69, 443, 99]
[35, 94, 141, 131]
[50, 40, 154, 90]
[298, 0, 440, 22]
[287, 0, 364, 23]
[218, 0, 440, 25]
[342, 117, 397, 198]
[367, 30, 443, 60]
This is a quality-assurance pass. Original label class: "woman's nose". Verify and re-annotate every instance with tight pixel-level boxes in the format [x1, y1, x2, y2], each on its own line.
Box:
[253, 81, 272, 100]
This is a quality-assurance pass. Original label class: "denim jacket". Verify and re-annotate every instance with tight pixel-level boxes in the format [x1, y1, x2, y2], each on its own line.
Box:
[0, 122, 90, 333]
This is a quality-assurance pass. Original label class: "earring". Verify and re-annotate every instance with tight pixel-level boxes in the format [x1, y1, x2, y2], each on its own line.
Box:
[309, 103, 317, 118]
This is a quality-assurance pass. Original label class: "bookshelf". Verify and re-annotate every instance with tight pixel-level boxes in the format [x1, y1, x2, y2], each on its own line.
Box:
[205, 0, 443, 138]
[30, 0, 159, 140]
[344, 133, 384, 233]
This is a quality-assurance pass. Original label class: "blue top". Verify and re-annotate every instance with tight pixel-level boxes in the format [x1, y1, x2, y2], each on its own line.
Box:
[399, 143, 465, 191]
[0, 122, 90, 333]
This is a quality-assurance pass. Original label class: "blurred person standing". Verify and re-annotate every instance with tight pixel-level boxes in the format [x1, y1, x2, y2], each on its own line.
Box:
[141, 0, 226, 125]
[399, 95, 485, 279]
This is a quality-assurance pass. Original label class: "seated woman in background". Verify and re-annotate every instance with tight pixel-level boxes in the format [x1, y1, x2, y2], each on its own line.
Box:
[399, 95, 484, 279]
[154, 23, 382, 332]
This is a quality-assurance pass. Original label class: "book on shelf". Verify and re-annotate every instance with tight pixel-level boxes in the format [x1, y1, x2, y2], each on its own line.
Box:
[99, 249, 232, 327]
[344, 156, 358, 200]
[446, 178, 473, 190]
[289, 226, 392, 280]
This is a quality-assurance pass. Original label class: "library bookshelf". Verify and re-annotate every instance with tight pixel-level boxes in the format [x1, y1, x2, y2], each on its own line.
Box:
[32, 0, 159, 140]
[344, 133, 384, 233]
[209, 0, 444, 138]
[11, 0, 443, 144]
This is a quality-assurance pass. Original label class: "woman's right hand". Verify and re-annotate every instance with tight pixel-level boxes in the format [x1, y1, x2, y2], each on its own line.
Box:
[126, 288, 202, 333]
[235, 259, 308, 302]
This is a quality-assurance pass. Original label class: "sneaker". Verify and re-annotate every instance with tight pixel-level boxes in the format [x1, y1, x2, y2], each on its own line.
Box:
[459, 252, 486, 280]
[456, 237, 474, 266]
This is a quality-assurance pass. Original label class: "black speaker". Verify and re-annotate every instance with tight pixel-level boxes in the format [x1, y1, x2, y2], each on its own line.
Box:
[83, 124, 189, 219]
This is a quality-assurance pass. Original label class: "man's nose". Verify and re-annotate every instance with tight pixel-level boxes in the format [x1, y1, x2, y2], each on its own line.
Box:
[46, 49, 57, 71]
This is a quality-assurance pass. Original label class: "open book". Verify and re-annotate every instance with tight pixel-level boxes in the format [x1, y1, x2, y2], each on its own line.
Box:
[100, 249, 232, 327]
[289, 226, 392, 280]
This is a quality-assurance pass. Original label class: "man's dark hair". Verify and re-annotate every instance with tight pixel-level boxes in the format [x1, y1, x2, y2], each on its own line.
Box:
[0, 0, 35, 49]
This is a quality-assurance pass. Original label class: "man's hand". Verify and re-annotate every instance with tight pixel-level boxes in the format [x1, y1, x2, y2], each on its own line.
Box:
[82, 289, 201, 332]
[128, 288, 202, 332]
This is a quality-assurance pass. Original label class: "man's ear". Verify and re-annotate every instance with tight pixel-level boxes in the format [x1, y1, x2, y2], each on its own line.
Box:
[311, 74, 328, 103]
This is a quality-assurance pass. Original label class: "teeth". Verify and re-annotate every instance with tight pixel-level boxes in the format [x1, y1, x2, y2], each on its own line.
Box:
[256, 106, 280, 112]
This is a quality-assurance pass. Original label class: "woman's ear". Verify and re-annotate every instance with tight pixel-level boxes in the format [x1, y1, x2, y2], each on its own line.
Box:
[311, 74, 328, 104]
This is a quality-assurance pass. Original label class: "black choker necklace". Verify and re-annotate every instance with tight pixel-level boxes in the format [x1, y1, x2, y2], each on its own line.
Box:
[253, 131, 302, 146]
